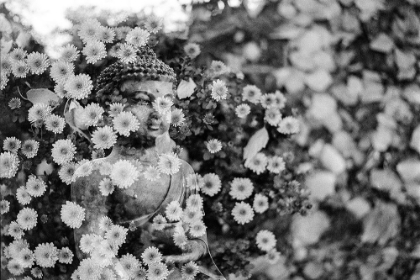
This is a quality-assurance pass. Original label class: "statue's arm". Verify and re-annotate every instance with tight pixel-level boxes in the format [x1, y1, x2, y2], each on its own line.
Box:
[71, 175, 108, 259]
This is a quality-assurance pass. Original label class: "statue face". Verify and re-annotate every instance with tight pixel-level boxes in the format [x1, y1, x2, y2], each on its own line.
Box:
[120, 80, 174, 139]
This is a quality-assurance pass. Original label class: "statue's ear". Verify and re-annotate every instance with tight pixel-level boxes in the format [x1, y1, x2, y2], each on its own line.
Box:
[155, 132, 175, 154]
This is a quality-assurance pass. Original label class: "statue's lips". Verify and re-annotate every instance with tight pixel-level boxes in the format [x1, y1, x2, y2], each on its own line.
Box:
[147, 114, 162, 130]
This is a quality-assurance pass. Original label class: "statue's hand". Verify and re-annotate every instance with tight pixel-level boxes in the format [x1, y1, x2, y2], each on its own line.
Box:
[163, 239, 206, 264]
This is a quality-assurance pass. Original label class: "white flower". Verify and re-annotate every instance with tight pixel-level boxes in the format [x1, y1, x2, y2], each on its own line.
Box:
[61, 44, 80, 62]
[98, 216, 114, 233]
[260, 93, 276, 109]
[189, 220, 206, 238]
[266, 249, 281, 264]
[64, 74, 93, 100]
[7, 259, 24, 275]
[267, 156, 285, 174]
[170, 108, 185, 126]
[8, 97, 21, 109]
[17, 208, 38, 230]
[26, 52, 50, 75]
[144, 15, 163, 33]
[50, 60, 74, 83]
[28, 103, 52, 123]
[1, 54, 13, 75]
[119, 253, 141, 278]
[99, 177, 115, 196]
[32, 266, 43, 278]
[273, 90, 286, 109]
[60, 201, 86, 229]
[181, 261, 199, 280]
[1, 72, 9, 90]
[253, 194, 269, 213]
[109, 103, 125, 117]
[105, 225, 128, 247]
[10, 48, 27, 62]
[235, 104, 251, 118]
[58, 163, 76, 185]
[8, 221, 24, 239]
[229, 178, 254, 200]
[12, 60, 29, 78]
[158, 152, 181, 175]
[98, 26, 115, 43]
[182, 208, 203, 224]
[264, 108, 282, 126]
[73, 160, 94, 179]
[184, 43, 201, 59]
[51, 139, 76, 165]
[45, 114, 66, 134]
[116, 43, 137, 64]
[110, 160, 139, 189]
[256, 230, 276, 252]
[242, 85, 262, 104]
[185, 173, 204, 191]
[277, 116, 300, 134]
[152, 214, 168, 231]
[126, 27, 149, 48]
[209, 61, 229, 76]
[17, 247, 35, 268]
[201, 173, 222, 196]
[210, 79, 228, 101]
[82, 41, 107, 64]
[16, 186, 32, 205]
[81, 103, 104, 127]
[79, 234, 99, 254]
[21, 140, 39, 158]
[141, 246, 162, 265]
[0, 152, 20, 178]
[165, 201, 183, 222]
[147, 262, 169, 280]
[186, 194, 203, 211]
[232, 202, 254, 225]
[78, 258, 101, 280]
[54, 83, 68, 98]
[144, 165, 162, 182]
[34, 243, 59, 268]
[58, 247, 74, 264]
[206, 139, 222, 153]
[245, 152, 267, 175]
[3, 137, 21, 153]
[78, 19, 102, 42]
[113, 111, 140, 136]
[1, 199, 10, 214]
[173, 230, 188, 249]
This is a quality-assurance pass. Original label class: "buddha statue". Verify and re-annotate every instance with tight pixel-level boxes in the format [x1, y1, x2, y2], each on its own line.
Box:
[71, 48, 224, 279]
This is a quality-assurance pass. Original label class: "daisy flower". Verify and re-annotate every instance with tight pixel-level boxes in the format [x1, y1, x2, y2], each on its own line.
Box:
[229, 178, 254, 200]
[253, 194, 269, 213]
[132, 267, 147, 280]
[206, 139, 222, 153]
[0, 72, 9, 90]
[186, 173, 204, 191]
[181, 261, 199, 280]
[99, 177, 115, 196]
[78, 19, 102, 42]
[79, 234, 97, 254]
[98, 216, 114, 233]
[209, 60, 229, 76]
[277, 116, 300, 134]
[0, 200, 10, 214]
[144, 15, 163, 33]
[110, 160, 139, 189]
[82, 41, 107, 64]
[273, 90, 286, 109]
[105, 225, 128, 247]
[98, 26, 115, 43]
[173, 231, 188, 249]
[51, 139, 76, 165]
[242, 85, 262, 104]
[58, 163, 76, 185]
[28, 103, 52, 123]
[119, 253, 141, 278]
[266, 249, 281, 264]
[31, 267, 43, 278]
[186, 194, 203, 211]
[64, 74, 93, 100]
[147, 262, 169, 280]
[17, 247, 35, 268]
[61, 44, 80, 62]
[232, 202, 255, 225]
[182, 208, 203, 224]
[17, 208, 38, 230]
[34, 243, 59, 267]
[170, 108, 185, 126]
[256, 230, 276, 252]
[16, 186, 32, 205]
[109, 103, 125, 117]
[0, 152, 20, 178]
[210, 79, 228, 101]
[3, 137, 21, 153]
[10, 48, 27, 62]
[8, 221, 24, 239]
[50, 60, 74, 83]
[26, 52, 50, 75]
[92, 126, 117, 150]
[142, 165, 161, 182]
[201, 173, 222, 196]
[165, 201, 183, 222]
[78, 258, 101, 280]
[260, 93, 276, 109]
[45, 114, 66, 134]
[58, 247, 74, 264]
[264, 107, 282, 126]
[158, 152, 181, 175]
[152, 97, 173, 114]
[54, 83, 68, 98]
[82, 103, 104, 127]
[126, 27, 149, 48]
[184, 43, 201, 59]
[235, 104, 251, 118]
[60, 201, 86, 229]
[11, 60, 29, 78]
[21, 140, 39, 158]
[116, 43, 137, 64]
[152, 214, 167, 231]
[113, 111, 140, 136]
[115, 26, 132, 40]
[245, 152, 267, 175]
[8, 97, 21, 109]
[189, 220, 206, 238]
[8, 239, 30, 257]
[267, 156, 285, 174]
[73, 160, 94, 179]
[7, 259, 24, 275]
[1, 54, 13, 75]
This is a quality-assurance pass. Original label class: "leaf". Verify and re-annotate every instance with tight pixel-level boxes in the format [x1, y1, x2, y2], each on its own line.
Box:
[64, 100, 91, 142]
[27, 88, 59, 105]
[243, 127, 269, 162]
[177, 78, 196, 99]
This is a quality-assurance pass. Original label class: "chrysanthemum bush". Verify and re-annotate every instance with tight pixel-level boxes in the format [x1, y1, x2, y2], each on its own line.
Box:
[0, 8, 308, 280]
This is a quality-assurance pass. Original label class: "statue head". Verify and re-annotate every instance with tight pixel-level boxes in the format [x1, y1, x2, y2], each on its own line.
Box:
[95, 46, 177, 149]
